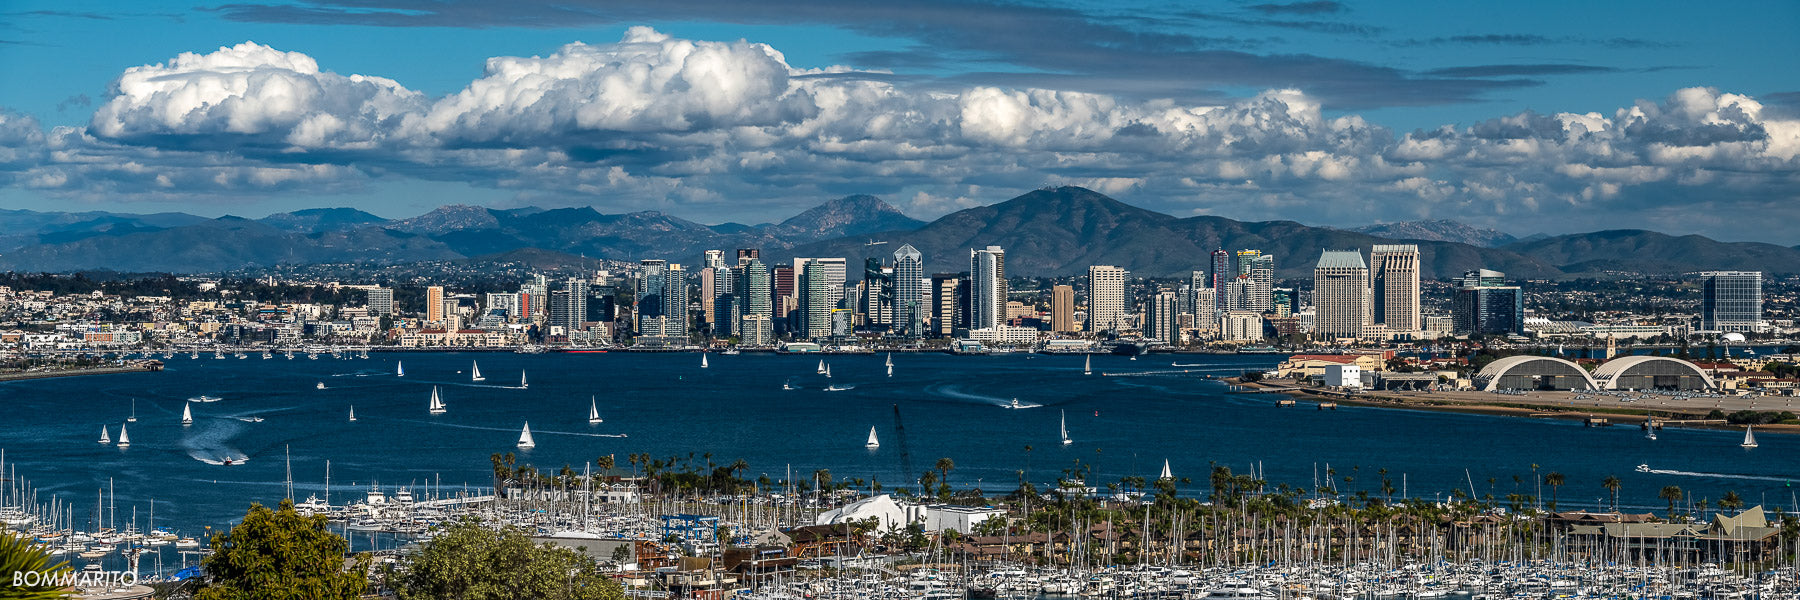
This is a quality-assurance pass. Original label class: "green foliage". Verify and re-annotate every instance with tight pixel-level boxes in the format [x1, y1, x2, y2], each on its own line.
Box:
[393, 519, 623, 600]
[1, 532, 73, 600]
[1725, 410, 1796, 425]
[198, 499, 369, 600]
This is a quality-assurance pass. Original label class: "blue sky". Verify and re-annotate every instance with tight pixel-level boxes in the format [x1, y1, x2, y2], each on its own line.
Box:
[1, 0, 1796, 240]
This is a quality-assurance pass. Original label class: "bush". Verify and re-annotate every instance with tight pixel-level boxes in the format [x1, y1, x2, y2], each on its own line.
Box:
[393, 519, 623, 600]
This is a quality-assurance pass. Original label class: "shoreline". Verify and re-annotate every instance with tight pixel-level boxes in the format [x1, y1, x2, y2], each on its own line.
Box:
[0, 363, 160, 383]
[1233, 378, 1800, 436]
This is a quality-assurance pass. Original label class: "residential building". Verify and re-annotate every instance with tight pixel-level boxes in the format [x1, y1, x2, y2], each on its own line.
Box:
[366, 287, 393, 317]
[970, 246, 1007, 330]
[1086, 265, 1128, 333]
[1452, 270, 1524, 336]
[931, 273, 967, 337]
[1370, 244, 1421, 333]
[1236, 250, 1273, 312]
[426, 286, 445, 323]
[1145, 290, 1179, 344]
[1221, 310, 1264, 342]
[1210, 249, 1230, 316]
[1051, 285, 1075, 333]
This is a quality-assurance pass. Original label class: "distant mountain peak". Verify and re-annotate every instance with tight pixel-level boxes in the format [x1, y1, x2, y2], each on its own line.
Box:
[1348, 219, 1518, 248]
[769, 195, 925, 242]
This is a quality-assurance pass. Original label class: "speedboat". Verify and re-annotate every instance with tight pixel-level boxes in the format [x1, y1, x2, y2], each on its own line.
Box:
[1006, 398, 1023, 409]
[316, 382, 326, 390]
[1635, 464, 1651, 472]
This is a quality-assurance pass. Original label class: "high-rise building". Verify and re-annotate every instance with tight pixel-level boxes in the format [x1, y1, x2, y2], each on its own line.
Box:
[1087, 265, 1128, 333]
[1210, 250, 1231, 315]
[662, 264, 688, 336]
[703, 250, 726, 269]
[734, 258, 772, 337]
[366, 287, 393, 316]
[970, 246, 1007, 330]
[739, 314, 772, 346]
[1220, 311, 1264, 342]
[636, 260, 668, 321]
[736, 248, 760, 267]
[891, 245, 925, 338]
[1452, 270, 1523, 336]
[1313, 251, 1369, 340]
[799, 260, 834, 338]
[931, 273, 966, 337]
[815, 258, 848, 310]
[551, 278, 590, 331]
[1369, 244, 1421, 332]
[860, 258, 893, 329]
[485, 292, 519, 320]
[1236, 250, 1274, 312]
[699, 267, 720, 330]
[1701, 271, 1763, 332]
[425, 286, 445, 323]
[1146, 290, 1179, 343]
[1051, 285, 1075, 333]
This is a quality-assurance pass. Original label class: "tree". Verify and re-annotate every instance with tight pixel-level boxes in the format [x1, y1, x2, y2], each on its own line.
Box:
[595, 455, 614, 475]
[394, 519, 624, 600]
[198, 499, 369, 600]
[1544, 472, 1565, 510]
[1601, 475, 1622, 511]
[1, 531, 72, 599]
[1721, 490, 1745, 512]
[1659, 485, 1683, 519]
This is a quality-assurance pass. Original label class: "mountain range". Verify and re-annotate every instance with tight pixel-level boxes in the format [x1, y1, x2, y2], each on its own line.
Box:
[1, 188, 1795, 278]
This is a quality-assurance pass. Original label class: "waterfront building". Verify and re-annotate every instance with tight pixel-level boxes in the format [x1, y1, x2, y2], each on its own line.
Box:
[1370, 244, 1421, 333]
[486, 292, 520, 321]
[366, 287, 393, 317]
[969, 246, 1007, 330]
[426, 285, 445, 323]
[1700, 271, 1763, 333]
[1453, 270, 1524, 336]
[1221, 310, 1264, 342]
[1236, 250, 1274, 312]
[1145, 290, 1179, 344]
[799, 260, 834, 339]
[930, 273, 967, 337]
[1051, 285, 1075, 333]
[1313, 251, 1370, 340]
[1086, 265, 1128, 333]
[739, 313, 772, 346]
[548, 290, 579, 331]
[1210, 249, 1231, 316]
[892, 244, 925, 338]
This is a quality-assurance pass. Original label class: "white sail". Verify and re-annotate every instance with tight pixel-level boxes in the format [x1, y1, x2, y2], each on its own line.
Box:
[1742, 426, 1758, 448]
[396, 361, 404, 377]
[887, 363, 893, 378]
[865, 426, 880, 449]
[825, 364, 832, 378]
[520, 371, 528, 389]
[471, 361, 484, 382]
[117, 425, 130, 448]
[701, 354, 709, 368]
[181, 403, 193, 426]
[1084, 355, 1091, 375]
[1159, 459, 1172, 480]
[348, 406, 356, 422]
[429, 386, 446, 414]
[885, 353, 893, 367]
[517, 422, 536, 449]
[1060, 410, 1071, 445]
[588, 397, 602, 425]
[98, 426, 110, 445]
[817, 359, 826, 374]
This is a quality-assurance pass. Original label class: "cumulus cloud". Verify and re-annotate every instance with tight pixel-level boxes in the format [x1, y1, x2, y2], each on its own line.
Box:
[4, 30, 1799, 239]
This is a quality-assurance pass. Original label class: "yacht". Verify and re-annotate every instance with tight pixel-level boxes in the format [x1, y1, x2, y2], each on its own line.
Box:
[316, 382, 326, 390]
[1636, 464, 1651, 473]
[1005, 398, 1024, 409]
[1742, 425, 1758, 448]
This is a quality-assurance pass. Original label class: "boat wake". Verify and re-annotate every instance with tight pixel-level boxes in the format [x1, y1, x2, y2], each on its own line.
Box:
[1640, 467, 1795, 484]
[181, 421, 250, 465]
[401, 419, 628, 438]
[930, 384, 1022, 407]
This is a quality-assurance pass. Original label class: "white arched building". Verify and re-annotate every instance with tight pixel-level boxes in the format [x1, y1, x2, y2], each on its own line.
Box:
[1591, 355, 1716, 391]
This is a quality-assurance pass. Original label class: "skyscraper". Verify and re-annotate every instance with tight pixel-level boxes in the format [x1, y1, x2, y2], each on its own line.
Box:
[661, 264, 688, 336]
[737, 258, 772, 335]
[860, 257, 893, 329]
[562, 278, 590, 330]
[703, 250, 725, 269]
[366, 287, 393, 317]
[931, 273, 966, 337]
[1146, 290, 1179, 344]
[1210, 250, 1231, 315]
[1701, 271, 1763, 332]
[1236, 250, 1274, 312]
[799, 259, 834, 338]
[1086, 265, 1128, 333]
[426, 286, 445, 323]
[699, 267, 719, 330]
[736, 248, 760, 267]
[1369, 244, 1421, 332]
[892, 244, 925, 338]
[1313, 250, 1369, 340]
[970, 246, 1007, 330]
[1452, 270, 1523, 336]
[1051, 285, 1075, 333]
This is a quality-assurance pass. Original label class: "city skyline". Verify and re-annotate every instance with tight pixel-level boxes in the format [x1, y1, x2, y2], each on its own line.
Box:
[0, 1, 1796, 241]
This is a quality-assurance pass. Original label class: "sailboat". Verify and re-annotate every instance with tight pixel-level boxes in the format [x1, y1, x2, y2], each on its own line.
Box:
[865, 426, 880, 449]
[1159, 459, 1171, 480]
[885, 353, 893, 378]
[396, 361, 404, 377]
[470, 361, 485, 382]
[588, 397, 602, 425]
[348, 406, 357, 422]
[1645, 417, 1658, 441]
[519, 371, 528, 389]
[116, 425, 130, 449]
[701, 353, 709, 369]
[1084, 355, 1092, 375]
[98, 426, 111, 445]
[516, 422, 536, 449]
[1059, 410, 1072, 446]
[824, 364, 832, 378]
[181, 403, 193, 426]
[127, 400, 136, 423]
[428, 386, 446, 415]
[817, 359, 827, 374]
[1742, 426, 1758, 448]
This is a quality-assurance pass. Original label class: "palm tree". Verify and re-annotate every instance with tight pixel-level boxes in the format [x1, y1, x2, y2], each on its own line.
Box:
[0, 533, 71, 599]
[596, 454, 615, 474]
[1601, 475, 1622, 511]
[1659, 485, 1683, 519]
[936, 457, 956, 492]
[1544, 472, 1565, 510]
[1721, 490, 1744, 512]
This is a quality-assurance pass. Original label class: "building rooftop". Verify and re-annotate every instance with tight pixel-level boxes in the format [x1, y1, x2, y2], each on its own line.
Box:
[1315, 250, 1366, 270]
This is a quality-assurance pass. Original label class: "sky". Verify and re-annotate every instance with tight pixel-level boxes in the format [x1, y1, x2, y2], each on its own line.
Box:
[0, 0, 1797, 241]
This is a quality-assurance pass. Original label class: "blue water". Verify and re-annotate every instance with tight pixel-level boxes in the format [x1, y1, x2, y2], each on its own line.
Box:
[2, 351, 1797, 558]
